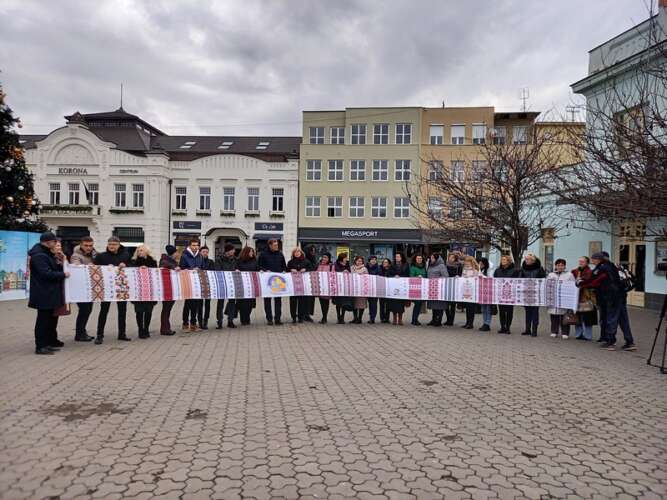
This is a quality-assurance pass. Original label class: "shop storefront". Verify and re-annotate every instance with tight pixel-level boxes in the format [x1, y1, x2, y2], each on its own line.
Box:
[253, 222, 284, 253]
[298, 228, 423, 261]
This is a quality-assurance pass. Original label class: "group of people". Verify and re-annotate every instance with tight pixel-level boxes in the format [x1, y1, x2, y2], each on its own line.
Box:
[27, 232, 636, 355]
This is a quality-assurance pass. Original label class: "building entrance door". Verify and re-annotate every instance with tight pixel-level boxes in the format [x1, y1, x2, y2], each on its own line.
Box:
[616, 223, 646, 307]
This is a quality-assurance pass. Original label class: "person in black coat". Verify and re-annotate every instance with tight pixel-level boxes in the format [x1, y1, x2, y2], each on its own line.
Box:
[179, 238, 204, 331]
[493, 255, 519, 334]
[236, 246, 259, 325]
[304, 245, 318, 318]
[519, 253, 546, 337]
[128, 245, 158, 339]
[214, 243, 238, 329]
[258, 238, 287, 325]
[28, 232, 69, 355]
[378, 258, 393, 323]
[365, 255, 380, 323]
[159, 245, 179, 336]
[389, 252, 410, 325]
[444, 252, 462, 326]
[287, 247, 313, 323]
[93, 236, 131, 344]
[197, 245, 216, 330]
[333, 253, 351, 324]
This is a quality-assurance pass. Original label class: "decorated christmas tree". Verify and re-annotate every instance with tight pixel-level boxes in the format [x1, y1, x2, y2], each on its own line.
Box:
[0, 83, 47, 232]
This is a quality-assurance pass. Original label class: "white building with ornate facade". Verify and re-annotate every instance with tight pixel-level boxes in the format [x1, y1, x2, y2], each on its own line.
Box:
[22, 108, 300, 258]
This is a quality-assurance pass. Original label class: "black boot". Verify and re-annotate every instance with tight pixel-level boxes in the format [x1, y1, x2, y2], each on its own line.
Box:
[227, 319, 236, 329]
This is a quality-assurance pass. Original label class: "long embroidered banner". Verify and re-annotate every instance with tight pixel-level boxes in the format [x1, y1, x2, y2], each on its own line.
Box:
[64, 265, 580, 309]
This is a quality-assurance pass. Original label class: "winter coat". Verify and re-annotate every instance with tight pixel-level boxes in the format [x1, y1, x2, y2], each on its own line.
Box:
[334, 261, 350, 273]
[159, 254, 178, 270]
[571, 266, 598, 325]
[179, 248, 204, 270]
[410, 264, 427, 278]
[493, 264, 519, 279]
[236, 258, 259, 308]
[461, 265, 480, 278]
[478, 257, 491, 277]
[70, 245, 96, 265]
[28, 243, 66, 310]
[94, 246, 131, 267]
[129, 255, 158, 305]
[393, 262, 410, 278]
[258, 249, 287, 272]
[200, 257, 215, 271]
[427, 256, 448, 310]
[215, 254, 237, 272]
[332, 260, 351, 307]
[519, 258, 546, 279]
[578, 260, 622, 299]
[446, 261, 462, 277]
[287, 255, 313, 272]
[304, 245, 318, 270]
[547, 270, 575, 315]
[366, 262, 381, 276]
[351, 264, 368, 309]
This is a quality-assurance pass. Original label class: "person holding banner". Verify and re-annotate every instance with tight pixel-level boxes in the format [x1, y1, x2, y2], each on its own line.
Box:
[287, 247, 313, 323]
[494, 255, 519, 334]
[379, 258, 393, 323]
[444, 253, 462, 326]
[198, 246, 215, 330]
[351, 256, 368, 324]
[158, 245, 179, 336]
[179, 238, 204, 332]
[214, 243, 238, 329]
[70, 236, 96, 341]
[93, 237, 131, 344]
[389, 252, 410, 325]
[461, 256, 481, 329]
[365, 255, 381, 324]
[236, 247, 259, 325]
[426, 253, 448, 326]
[316, 253, 333, 323]
[519, 253, 546, 337]
[333, 252, 352, 324]
[129, 245, 158, 338]
[410, 254, 427, 326]
[258, 239, 287, 325]
[28, 232, 69, 355]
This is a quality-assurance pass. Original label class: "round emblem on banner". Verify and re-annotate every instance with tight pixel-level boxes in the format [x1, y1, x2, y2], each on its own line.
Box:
[267, 275, 287, 294]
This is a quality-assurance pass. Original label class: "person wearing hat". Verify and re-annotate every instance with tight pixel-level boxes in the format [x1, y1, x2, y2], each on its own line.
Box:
[28, 232, 70, 355]
[214, 243, 238, 329]
[159, 244, 180, 336]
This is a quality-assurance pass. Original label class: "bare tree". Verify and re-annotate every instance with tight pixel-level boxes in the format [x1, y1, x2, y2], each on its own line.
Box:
[550, 8, 667, 239]
[407, 124, 573, 264]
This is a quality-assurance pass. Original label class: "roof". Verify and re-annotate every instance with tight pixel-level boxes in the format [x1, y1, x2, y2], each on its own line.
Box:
[18, 135, 47, 148]
[493, 111, 541, 120]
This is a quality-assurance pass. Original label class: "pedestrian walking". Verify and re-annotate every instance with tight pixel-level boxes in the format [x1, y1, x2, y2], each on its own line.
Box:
[493, 255, 519, 334]
[69, 236, 96, 342]
[287, 247, 313, 323]
[519, 253, 546, 337]
[214, 243, 238, 329]
[316, 253, 333, 324]
[365, 255, 380, 324]
[93, 236, 131, 344]
[547, 258, 575, 339]
[477, 257, 492, 332]
[258, 238, 287, 325]
[351, 255, 368, 324]
[198, 246, 215, 329]
[28, 232, 69, 355]
[426, 253, 448, 326]
[410, 254, 427, 326]
[129, 245, 158, 339]
[179, 238, 204, 332]
[571, 256, 597, 341]
[461, 256, 481, 329]
[333, 252, 352, 324]
[236, 246, 259, 326]
[158, 245, 179, 336]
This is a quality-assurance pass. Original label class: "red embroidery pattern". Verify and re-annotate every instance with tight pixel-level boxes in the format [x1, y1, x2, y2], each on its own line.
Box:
[88, 265, 105, 301]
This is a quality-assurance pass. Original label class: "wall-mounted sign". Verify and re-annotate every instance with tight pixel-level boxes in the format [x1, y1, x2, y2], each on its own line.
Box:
[173, 221, 202, 230]
[58, 167, 88, 175]
[255, 222, 284, 231]
[298, 227, 421, 243]
[119, 169, 140, 174]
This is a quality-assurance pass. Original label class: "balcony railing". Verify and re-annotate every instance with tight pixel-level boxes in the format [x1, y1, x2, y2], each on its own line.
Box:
[40, 204, 95, 216]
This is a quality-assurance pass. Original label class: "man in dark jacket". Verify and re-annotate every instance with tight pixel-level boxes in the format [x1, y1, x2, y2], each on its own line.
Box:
[28, 232, 69, 355]
[159, 245, 179, 336]
[304, 245, 318, 317]
[198, 245, 216, 330]
[444, 252, 462, 325]
[258, 238, 287, 325]
[69, 235, 96, 341]
[365, 255, 381, 323]
[179, 238, 204, 331]
[93, 236, 131, 344]
[214, 243, 238, 329]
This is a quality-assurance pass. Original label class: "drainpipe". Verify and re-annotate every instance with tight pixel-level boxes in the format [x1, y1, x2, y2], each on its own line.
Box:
[167, 179, 173, 244]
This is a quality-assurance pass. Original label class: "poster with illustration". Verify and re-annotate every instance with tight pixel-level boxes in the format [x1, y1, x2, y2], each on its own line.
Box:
[0, 230, 41, 301]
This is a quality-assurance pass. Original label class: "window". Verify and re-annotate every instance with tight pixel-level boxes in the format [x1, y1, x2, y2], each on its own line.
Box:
[68, 182, 80, 205]
[256, 141, 270, 150]
[305, 196, 320, 217]
[472, 124, 487, 144]
[309, 126, 324, 144]
[114, 183, 127, 208]
[492, 160, 508, 182]
[471, 161, 487, 182]
[449, 198, 463, 219]
[49, 183, 60, 205]
[218, 141, 234, 149]
[223, 187, 235, 212]
[87, 183, 99, 205]
[327, 196, 342, 217]
[272, 188, 284, 212]
[396, 123, 411, 144]
[328, 160, 344, 181]
[306, 160, 322, 181]
[451, 161, 465, 182]
[132, 184, 144, 208]
[451, 125, 465, 145]
[430, 124, 444, 145]
[350, 160, 366, 181]
[349, 196, 365, 218]
[199, 186, 211, 210]
[428, 197, 442, 217]
[351, 124, 366, 145]
[395, 160, 411, 181]
[372, 160, 388, 181]
[247, 187, 260, 211]
[394, 197, 410, 218]
[492, 127, 507, 145]
[179, 141, 196, 149]
[371, 197, 387, 218]
[373, 123, 389, 144]
[331, 127, 345, 145]
[175, 186, 187, 210]
[428, 161, 443, 181]
[513, 126, 528, 144]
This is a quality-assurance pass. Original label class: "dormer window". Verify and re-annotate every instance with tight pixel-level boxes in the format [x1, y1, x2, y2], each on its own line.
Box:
[218, 141, 234, 149]
[256, 141, 270, 150]
[179, 141, 196, 149]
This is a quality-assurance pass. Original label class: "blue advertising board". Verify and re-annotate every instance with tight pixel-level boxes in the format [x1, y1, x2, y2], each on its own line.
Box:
[0, 230, 41, 301]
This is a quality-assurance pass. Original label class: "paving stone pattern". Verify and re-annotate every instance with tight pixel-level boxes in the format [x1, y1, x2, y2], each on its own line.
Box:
[0, 299, 666, 499]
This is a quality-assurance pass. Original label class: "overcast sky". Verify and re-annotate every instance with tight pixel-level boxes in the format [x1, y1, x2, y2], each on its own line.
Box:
[0, 0, 656, 137]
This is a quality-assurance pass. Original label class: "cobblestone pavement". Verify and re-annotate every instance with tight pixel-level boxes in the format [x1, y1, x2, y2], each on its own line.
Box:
[0, 299, 666, 500]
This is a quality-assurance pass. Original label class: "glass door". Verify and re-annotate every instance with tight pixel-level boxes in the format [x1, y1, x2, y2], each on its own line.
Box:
[617, 243, 646, 307]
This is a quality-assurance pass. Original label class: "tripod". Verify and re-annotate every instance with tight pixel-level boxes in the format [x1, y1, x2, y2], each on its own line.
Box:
[646, 294, 667, 374]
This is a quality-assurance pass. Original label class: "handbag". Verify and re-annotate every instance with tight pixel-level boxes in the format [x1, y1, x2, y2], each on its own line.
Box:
[562, 310, 578, 326]
[54, 303, 71, 316]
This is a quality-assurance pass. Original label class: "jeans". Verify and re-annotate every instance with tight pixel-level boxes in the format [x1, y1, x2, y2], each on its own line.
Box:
[264, 297, 282, 322]
[524, 306, 539, 334]
[598, 300, 608, 342]
[160, 301, 175, 333]
[575, 323, 593, 340]
[481, 304, 492, 326]
[134, 302, 155, 333]
[602, 295, 623, 345]
[97, 301, 127, 337]
[498, 305, 514, 331]
[379, 299, 390, 322]
[75, 302, 93, 337]
[35, 309, 58, 349]
[319, 298, 330, 322]
[444, 302, 456, 325]
[411, 300, 423, 324]
[368, 297, 378, 322]
[618, 295, 634, 345]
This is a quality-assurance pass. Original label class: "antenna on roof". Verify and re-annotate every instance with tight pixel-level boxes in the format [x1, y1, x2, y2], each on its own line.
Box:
[119, 83, 124, 111]
[519, 87, 530, 112]
[565, 105, 579, 122]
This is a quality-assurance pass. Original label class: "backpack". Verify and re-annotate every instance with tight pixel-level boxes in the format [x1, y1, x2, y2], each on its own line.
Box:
[616, 265, 636, 293]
